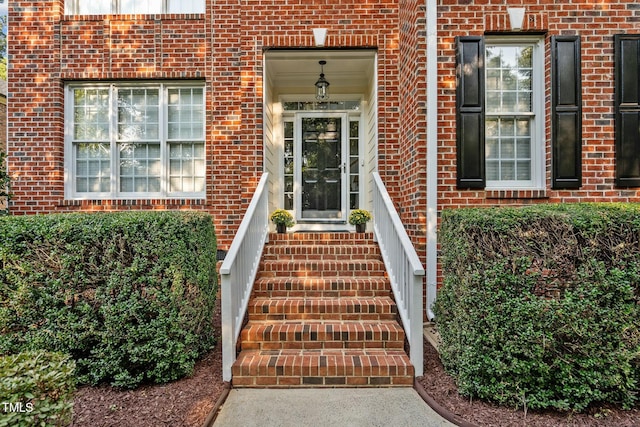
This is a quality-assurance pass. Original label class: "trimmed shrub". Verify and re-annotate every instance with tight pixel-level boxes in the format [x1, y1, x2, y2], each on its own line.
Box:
[435, 203, 640, 412]
[0, 211, 217, 388]
[0, 351, 75, 427]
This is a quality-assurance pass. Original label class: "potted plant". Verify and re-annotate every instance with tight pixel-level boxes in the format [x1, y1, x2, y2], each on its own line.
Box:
[348, 209, 372, 233]
[270, 209, 294, 233]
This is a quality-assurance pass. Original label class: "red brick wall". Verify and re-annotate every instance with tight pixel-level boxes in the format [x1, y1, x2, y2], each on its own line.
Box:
[7, 0, 244, 244]
[8, 1, 65, 214]
[438, 0, 640, 210]
[233, 0, 405, 246]
[7, 0, 414, 250]
[11, 0, 638, 259]
[397, 0, 428, 258]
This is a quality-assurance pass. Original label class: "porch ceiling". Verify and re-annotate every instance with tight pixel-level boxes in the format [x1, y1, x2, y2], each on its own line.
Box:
[265, 50, 375, 94]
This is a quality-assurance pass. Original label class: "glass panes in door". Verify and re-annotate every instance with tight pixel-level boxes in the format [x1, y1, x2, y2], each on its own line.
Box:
[301, 117, 344, 219]
[349, 120, 359, 209]
[283, 121, 294, 210]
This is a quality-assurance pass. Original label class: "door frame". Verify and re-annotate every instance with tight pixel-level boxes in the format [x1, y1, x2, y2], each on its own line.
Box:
[294, 112, 349, 223]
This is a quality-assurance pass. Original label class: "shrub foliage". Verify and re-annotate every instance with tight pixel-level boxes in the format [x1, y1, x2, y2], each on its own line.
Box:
[0, 211, 217, 388]
[435, 204, 640, 412]
[0, 351, 75, 427]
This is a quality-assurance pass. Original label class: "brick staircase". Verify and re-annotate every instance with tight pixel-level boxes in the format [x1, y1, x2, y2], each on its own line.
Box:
[231, 232, 414, 387]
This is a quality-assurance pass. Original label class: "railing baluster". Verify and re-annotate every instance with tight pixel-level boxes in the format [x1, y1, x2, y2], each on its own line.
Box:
[372, 172, 425, 377]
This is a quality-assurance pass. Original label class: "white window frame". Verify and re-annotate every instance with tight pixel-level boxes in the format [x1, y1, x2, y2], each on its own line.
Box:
[64, 0, 205, 15]
[484, 36, 545, 190]
[64, 82, 206, 200]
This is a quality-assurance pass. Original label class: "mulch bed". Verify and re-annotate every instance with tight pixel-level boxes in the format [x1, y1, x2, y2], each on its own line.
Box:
[70, 348, 224, 427]
[417, 341, 640, 427]
[70, 297, 639, 426]
[70, 299, 225, 427]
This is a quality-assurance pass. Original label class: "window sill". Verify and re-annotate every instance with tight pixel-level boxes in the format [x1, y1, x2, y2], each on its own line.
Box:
[62, 13, 205, 22]
[485, 189, 548, 200]
[59, 198, 206, 208]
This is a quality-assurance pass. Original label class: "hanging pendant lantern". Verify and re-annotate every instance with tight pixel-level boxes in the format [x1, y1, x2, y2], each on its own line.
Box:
[315, 60, 330, 101]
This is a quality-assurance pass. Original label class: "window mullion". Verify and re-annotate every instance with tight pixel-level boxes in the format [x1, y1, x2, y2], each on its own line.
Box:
[160, 84, 168, 197]
[110, 84, 118, 198]
[65, 86, 74, 197]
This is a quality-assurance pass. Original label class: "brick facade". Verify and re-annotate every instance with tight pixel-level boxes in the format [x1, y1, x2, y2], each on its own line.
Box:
[8, 0, 425, 251]
[7, 1, 640, 280]
[438, 0, 640, 208]
[398, 0, 428, 254]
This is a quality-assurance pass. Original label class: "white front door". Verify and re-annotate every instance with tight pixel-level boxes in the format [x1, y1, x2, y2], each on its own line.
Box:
[295, 113, 348, 222]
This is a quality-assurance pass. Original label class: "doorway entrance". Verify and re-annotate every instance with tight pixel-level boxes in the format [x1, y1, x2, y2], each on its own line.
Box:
[297, 113, 347, 222]
[263, 49, 377, 231]
[282, 106, 361, 228]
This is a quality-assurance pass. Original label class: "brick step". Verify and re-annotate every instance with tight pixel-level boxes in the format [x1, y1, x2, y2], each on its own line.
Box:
[232, 232, 414, 388]
[262, 244, 381, 261]
[252, 277, 391, 298]
[231, 349, 414, 387]
[257, 260, 387, 278]
[268, 232, 375, 246]
[247, 297, 397, 321]
[240, 321, 405, 351]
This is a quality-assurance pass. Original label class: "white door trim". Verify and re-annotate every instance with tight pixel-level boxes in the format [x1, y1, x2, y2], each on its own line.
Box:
[294, 112, 349, 224]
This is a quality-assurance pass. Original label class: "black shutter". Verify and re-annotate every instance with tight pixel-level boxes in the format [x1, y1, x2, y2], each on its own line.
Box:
[615, 35, 640, 187]
[551, 36, 582, 189]
[456, 36, 485, 189]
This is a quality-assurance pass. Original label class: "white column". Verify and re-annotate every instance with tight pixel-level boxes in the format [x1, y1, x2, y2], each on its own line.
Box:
[426, 0, 438, 321]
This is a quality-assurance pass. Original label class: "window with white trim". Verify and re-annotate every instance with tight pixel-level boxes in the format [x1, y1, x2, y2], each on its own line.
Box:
[64, 0, 205, 15]
[485, 38, 544, 189]
[66, 83, 206, 199]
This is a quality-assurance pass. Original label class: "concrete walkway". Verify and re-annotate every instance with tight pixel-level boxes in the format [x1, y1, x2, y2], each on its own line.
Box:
[213, 388, 457, 427]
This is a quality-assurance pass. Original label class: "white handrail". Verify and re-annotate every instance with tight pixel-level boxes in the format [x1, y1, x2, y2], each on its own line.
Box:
[220, 173, 270, 382]
[372, 172, 425, 377]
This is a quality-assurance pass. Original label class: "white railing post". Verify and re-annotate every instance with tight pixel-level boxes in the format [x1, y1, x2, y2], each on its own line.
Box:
[220, 173, 270, 382]
[372, 172, 425, 377]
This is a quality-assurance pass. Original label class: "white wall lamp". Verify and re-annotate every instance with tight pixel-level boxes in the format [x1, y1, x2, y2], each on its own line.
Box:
[507, 7, 526, 31]
[313, 28, 328, 47]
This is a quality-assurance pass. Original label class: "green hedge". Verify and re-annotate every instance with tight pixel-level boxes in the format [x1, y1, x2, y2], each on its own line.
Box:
[435, 203, 640, 412]
[0, 211, 217, 388]
[0, 351, 75, 427]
